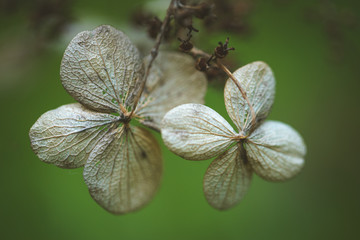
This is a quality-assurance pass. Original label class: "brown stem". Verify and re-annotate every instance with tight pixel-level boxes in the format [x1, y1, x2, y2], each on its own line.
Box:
[216, 59, 256, 127]
[189, 46, 211, 58]
[129, 0, 176, 119]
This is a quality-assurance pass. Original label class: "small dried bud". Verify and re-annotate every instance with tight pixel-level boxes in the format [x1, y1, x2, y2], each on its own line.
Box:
[214, 45, 227, 58]
[178, 30, 194, 53]
[179, 40, 193, 52]
[196, 57, 208, 72]
[214, 37, 235, 59]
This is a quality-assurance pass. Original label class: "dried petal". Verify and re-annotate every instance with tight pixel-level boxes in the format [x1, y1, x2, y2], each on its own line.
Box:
[61, 25, 144, 113]
[204, 145, 252, 210]
[29, 103, 119, 169]
[136, 52, 207, 131]
[161, 103, 236, 160]
[245, 120, 306, 181]
[224, 61, 275, 134]
[83, 126, 162, 214]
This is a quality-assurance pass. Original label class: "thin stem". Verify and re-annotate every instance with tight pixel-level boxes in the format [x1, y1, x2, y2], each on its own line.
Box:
[189, 46, 211, 58]
[129, 0, 176, 119]
[216, 59, 256, 127]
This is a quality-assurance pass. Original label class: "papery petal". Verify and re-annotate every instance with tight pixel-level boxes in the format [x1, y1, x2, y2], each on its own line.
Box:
[245, 120, 306, 181]
[161, 103, 236, 160]
[136, 52, 207, 131]
[61, 25, 144, 113]
[203, 144, 252, 210]
[83, 126, 162, 214]
[29, 103, 119, 169]
[224, 61, 275, 134]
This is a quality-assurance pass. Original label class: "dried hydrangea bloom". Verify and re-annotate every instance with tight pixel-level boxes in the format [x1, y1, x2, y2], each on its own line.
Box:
[29, 25, 207, 214]
[161, 61, 306, 210]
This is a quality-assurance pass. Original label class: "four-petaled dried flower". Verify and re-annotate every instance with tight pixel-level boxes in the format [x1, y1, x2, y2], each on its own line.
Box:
[29, 25, 207, 214]
[161, 61, 306, 210]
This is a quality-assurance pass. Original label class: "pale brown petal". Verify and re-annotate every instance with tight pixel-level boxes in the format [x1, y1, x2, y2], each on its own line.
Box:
[29, 103, 119, 169]
[204, 145, 252, 210]
[161, 103, 236, 160]
[61, 25, 144, 113]
[245, 120, 306, 181]
[83, 125, 162, 214]
[136, 52, 207, 131]
[224, 61, 275, 134]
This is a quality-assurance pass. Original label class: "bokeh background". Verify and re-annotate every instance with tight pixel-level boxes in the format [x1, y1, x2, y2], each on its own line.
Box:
[1, 0, 359, 239]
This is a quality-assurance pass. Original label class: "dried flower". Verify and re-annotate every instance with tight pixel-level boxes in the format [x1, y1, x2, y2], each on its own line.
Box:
[29, 25, 207, 214]
[214, 37, 235, 59]
[161, 61, 306, 210]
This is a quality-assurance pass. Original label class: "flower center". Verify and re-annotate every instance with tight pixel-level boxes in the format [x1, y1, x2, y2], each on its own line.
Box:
[232, 133, 247, 141]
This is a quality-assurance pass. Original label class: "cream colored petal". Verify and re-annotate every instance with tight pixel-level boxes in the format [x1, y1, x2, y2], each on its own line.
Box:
[245, 120, 306, 181]
[161, 103, 236, 160]
[136, 52, 207, 131]
[83, 126, 162, 214]
[224, 61, 275, 134]
[203, 144, 252, 210]
[61, 25, 144, 113]
[29, 103, 119, 169]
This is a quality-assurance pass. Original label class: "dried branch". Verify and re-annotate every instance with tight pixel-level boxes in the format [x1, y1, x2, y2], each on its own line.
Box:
[129, 0, 177, 119]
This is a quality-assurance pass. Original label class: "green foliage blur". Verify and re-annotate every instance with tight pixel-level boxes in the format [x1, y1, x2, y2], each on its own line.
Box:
[1, 0, 359, 239]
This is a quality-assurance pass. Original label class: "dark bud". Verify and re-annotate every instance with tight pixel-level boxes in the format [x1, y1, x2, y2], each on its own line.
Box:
[214, 45, 227, 58]
[179, 40, 193, 52]
[214, 37, 235, 58]
[196, 57, 208, 72]
[177, 30, 194, 53]
[178, 34, 193, 52]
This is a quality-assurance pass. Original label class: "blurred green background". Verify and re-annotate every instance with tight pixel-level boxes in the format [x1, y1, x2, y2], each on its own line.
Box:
[1, 0, 359, 239]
